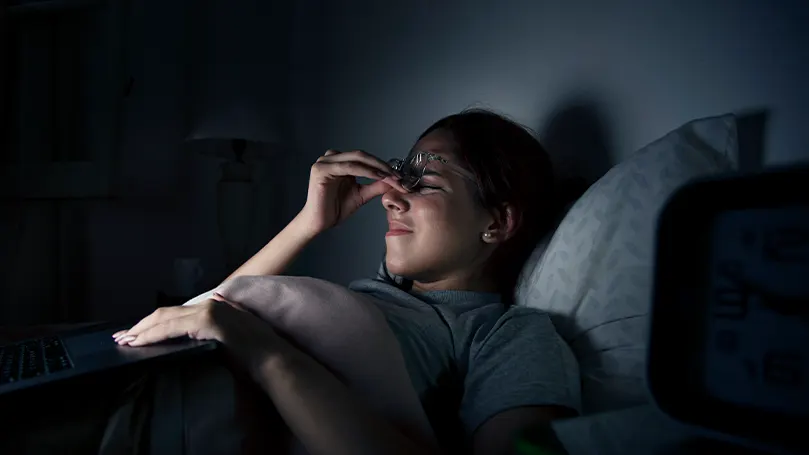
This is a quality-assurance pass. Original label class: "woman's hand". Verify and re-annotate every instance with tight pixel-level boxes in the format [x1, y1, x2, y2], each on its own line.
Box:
[112, 297, 281, 372]
[299, 150, 405, 233]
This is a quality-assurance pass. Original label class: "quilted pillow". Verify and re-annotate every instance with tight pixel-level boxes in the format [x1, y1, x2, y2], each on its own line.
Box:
[516, 114, 739, 414]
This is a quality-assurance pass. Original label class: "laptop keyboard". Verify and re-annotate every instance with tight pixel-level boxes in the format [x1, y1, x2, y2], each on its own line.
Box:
[0, 337, 74, 383]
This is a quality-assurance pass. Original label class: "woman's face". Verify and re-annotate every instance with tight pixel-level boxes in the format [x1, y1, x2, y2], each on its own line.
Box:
[381, 129, 496, 290]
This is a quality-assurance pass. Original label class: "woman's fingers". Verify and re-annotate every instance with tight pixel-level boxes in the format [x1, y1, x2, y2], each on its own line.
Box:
[313, 149, 404, 189]
[312, 160, 392, 181]
[316, 149, 340, 162]
[115, 301, 228, 346]
[381, 175, 408, 193]
[317, 149, 394, 176]
[124, 313, 205, 347]
[357, 178, 407, 203]
[113, 305, 196, 342]
[356, 180, 393, 204]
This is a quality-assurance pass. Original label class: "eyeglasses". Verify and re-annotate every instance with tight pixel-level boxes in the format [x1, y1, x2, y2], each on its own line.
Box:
[388, 151, 478, 192]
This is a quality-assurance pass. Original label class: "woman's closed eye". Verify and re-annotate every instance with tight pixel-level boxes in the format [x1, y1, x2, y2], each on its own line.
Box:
[415, 183, 442, 193]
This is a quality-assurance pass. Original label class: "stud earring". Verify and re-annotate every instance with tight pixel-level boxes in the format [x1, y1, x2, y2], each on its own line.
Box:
[482, 232, 492, 240]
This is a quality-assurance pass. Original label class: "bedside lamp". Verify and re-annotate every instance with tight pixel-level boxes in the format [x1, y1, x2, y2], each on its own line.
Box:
[184, 104, 282, 272]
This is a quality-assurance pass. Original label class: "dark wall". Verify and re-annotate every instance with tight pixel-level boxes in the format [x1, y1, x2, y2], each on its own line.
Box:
[2, 0, 807, 323]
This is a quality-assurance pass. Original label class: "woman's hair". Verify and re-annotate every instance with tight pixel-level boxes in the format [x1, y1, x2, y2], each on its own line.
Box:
[420, 108, 556, 304]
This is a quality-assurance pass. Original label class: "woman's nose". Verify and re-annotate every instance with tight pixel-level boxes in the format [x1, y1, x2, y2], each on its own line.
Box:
[382, 187, 409, 212]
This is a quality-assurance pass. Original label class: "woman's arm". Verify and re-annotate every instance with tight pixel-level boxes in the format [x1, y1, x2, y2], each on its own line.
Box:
[224, 149, 403, 282]
[224, 211, 319, 281]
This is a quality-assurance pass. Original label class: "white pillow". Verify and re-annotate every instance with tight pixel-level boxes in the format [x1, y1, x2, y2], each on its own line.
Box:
[516, 114, 739, 414]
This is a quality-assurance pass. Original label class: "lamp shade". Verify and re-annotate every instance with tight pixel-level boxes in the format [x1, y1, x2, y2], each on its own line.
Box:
[184, 94, 285, 161]
[182, 0, 290, 159]
[186, 102, 283, 142]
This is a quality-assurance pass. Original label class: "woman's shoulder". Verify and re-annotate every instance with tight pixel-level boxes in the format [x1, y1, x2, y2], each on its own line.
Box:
[348, 276, 402, 295]
[475, 305, 561, 344]
[348, 277, 425, 307]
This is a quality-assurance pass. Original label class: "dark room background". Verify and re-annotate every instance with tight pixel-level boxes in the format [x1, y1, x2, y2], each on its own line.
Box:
[1, 0, 808, 324]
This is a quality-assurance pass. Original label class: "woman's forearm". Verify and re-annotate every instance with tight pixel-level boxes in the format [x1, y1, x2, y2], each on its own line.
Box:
[224, 211, 319, 281]
[249, 339, 432, 455]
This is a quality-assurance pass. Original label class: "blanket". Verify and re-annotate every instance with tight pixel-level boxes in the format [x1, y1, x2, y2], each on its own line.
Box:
[101, 275, 437, 455]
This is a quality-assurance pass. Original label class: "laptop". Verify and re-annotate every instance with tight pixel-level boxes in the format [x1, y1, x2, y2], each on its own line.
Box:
[0, 320, 219, 397]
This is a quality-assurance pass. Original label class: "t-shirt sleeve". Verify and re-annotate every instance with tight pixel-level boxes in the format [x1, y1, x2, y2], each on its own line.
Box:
[460, 306, 582, 436]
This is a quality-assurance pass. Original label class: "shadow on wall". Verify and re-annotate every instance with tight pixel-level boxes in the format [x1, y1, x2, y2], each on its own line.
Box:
[735, 108, 769, 173]
[536, 101, 770, 209]
[538, 97, 614, 213]
[541, 98, 614, 185]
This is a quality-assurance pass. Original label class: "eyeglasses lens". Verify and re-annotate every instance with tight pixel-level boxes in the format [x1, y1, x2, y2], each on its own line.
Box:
[389, 156, 424, 190]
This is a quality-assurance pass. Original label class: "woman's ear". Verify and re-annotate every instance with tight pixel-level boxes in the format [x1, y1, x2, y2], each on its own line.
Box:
[485, 203, 520, 242]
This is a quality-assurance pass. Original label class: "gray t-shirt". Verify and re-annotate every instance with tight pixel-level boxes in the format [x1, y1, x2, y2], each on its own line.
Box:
[348, 277, 581, 453]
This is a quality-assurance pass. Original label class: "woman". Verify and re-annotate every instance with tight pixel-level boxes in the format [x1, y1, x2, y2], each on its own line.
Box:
[114, 109, 581, 454]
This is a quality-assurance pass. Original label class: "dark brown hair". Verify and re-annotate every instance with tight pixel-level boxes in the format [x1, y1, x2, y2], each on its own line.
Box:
[419, 108, 555, 304]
